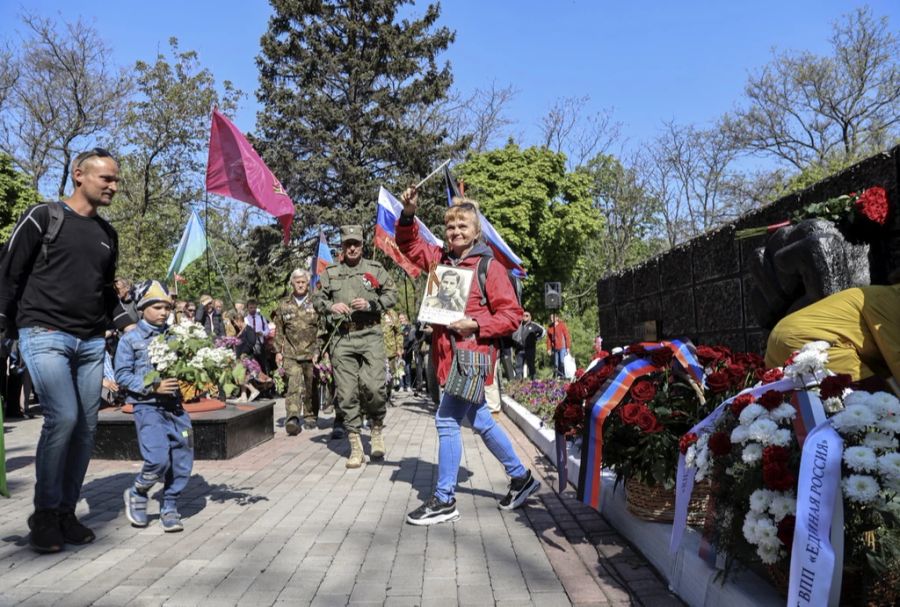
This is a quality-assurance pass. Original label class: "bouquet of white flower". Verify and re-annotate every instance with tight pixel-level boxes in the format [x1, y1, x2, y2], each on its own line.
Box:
[145, 319, 246, 400]
[685, 340, 900, 599]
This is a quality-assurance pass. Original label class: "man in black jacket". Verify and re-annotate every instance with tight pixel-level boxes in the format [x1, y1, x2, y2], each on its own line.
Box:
[0, 148, 130, 553]
[513, 311, 544, 379]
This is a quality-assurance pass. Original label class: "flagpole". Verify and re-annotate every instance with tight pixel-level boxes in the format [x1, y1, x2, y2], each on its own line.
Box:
[415, 158, 451, 189]
[205, 192, 212, 294]
[207, 238, 236, 307]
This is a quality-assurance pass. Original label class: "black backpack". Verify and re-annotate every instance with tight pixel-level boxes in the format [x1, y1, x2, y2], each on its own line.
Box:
[475, 256, 523, 313]
[1, 202, 116, 338]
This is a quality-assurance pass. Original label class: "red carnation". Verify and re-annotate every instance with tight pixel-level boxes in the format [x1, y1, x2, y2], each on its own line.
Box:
[755, 367, 784, 383]
[679, 432, 699, 455]
[706, 370, 732, 393]
[636, 408, 663, 433]
[708, 432, 732, 457]
[777, 515, 796, 549]
[731, 393, 756, 416]
[762, 445, 790, 468]
[620, 403, 642, 424]
[362, 272, 380, 289]
[650, 346, 675, 368]
[574, 368, 586, 379]
[854, 186, 889, 225]
[763, 464, 797, 492]
[758, 390, 785, 411]
[630, 380, 657, 403]
[819, 373, 852, 399]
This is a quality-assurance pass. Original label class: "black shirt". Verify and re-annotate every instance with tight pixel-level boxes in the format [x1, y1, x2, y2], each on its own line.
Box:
[0, 203, 127, 338]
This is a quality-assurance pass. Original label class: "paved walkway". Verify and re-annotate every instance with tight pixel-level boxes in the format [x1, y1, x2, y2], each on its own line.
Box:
[0, 393, 683, 606]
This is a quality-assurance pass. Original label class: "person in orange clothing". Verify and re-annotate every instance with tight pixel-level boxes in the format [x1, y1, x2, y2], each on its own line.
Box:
[546, 313, 571, 378]
[765, 282, 900, 394]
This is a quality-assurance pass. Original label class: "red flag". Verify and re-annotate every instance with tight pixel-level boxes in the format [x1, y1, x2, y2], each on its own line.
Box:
[206, 109, 295, 243]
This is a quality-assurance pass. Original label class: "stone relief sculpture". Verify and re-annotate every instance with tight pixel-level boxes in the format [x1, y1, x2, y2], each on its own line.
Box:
[747, 219, 870, 330]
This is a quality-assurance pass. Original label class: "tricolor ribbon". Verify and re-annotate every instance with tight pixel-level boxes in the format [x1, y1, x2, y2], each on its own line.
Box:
[576, 357, 659, 510]
[788, 392, 844, 607]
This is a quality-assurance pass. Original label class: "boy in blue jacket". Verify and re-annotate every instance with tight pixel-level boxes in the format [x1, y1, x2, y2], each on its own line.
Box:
[114, 280, 193, 532]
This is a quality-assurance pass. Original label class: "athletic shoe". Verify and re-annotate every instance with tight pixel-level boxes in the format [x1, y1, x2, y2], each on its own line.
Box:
[285, 417, 301, 436]
[58, 511, 95, 544]
[330, 424, 346, 440]
[27, 510, 64, 553]
[498, 470, 540, 510]
[160, 511, 184, 532]
[303, 419, 317, 431]
[406, 496, 460, 526]
[124, 488, 149, 527]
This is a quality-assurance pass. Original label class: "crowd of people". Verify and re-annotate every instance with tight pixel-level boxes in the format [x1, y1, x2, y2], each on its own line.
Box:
[0, 148, 555, 554]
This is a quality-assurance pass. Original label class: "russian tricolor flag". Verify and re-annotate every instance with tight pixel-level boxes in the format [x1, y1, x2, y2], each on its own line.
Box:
[443, 166, 526, 277]
[309, 228, 333, 290]
[375, 186, 443, 278]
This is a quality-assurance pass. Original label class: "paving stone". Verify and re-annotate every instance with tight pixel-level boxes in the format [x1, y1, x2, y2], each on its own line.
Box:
[0, 395, 678, 607]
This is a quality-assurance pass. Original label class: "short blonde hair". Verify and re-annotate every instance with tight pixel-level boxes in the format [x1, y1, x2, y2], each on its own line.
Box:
[444, 198, 481, 234]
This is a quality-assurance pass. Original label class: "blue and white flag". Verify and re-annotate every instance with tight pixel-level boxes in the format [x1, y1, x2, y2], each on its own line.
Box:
[167, 208, 207, 281]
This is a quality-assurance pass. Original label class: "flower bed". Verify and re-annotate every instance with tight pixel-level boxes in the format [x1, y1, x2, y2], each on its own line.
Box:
[504, 379, 566, 429]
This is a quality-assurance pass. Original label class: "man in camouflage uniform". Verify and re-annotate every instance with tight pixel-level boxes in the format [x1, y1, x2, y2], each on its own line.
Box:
[313, 225, 397, 468]
[381, 309, 403, 403]
[272, 269, 319, 436]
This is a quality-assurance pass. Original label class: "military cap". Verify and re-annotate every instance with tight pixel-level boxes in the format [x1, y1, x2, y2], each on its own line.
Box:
[341, 225, 364, 243]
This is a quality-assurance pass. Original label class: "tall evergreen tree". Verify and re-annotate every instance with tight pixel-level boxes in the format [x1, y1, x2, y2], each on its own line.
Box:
[256, 0, 459, 234]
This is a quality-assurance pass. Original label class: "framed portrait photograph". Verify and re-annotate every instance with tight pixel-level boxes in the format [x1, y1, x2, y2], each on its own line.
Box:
[417, 264, 474, 325]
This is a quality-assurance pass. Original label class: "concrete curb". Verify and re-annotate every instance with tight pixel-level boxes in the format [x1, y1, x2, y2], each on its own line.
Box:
[501, 395, 782, 607]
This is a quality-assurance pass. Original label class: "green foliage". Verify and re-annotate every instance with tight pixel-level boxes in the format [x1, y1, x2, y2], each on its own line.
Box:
[457, 143, 603, 313]
[256, 0, 463, 234]
[0, 153, 40, 241]
[105, 39, 241, 290]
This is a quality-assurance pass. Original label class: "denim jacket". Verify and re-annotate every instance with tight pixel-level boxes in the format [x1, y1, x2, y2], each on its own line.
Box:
[114, 319, 179, 406]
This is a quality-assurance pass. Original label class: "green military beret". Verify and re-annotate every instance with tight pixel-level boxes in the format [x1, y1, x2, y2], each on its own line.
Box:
[341, 225, 363, 243]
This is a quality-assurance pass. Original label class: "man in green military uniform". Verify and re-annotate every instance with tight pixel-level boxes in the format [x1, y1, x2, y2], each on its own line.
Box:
[313, 225, 398, 468]
[272, 268, 319, 436]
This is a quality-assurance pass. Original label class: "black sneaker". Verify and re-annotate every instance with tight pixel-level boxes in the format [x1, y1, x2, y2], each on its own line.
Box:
[498, 470, 540, 510]
[28, 510, 64, 553]
[58, 511, 95, 544]
[330, 424, 346, 440]
[285, 417, 301, 436]
[406, 496, 460, 526]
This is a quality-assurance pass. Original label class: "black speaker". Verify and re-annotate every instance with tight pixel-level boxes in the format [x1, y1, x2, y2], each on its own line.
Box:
[544, 282, 562, 309]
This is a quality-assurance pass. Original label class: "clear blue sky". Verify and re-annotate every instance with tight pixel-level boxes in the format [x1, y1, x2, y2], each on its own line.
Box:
[2, 0, 898, 151]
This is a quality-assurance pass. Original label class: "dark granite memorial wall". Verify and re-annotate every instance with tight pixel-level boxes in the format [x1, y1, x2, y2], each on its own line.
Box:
[596, 146, 900, 353]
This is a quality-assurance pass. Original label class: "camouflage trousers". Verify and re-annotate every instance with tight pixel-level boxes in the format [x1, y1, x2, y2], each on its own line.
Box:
[284, 358, 316, 421]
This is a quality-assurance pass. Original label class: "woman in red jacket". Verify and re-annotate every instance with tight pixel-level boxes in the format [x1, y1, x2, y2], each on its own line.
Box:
[397, 187, 540, 525]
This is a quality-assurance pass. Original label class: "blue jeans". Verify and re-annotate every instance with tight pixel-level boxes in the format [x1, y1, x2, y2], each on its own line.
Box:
[434, 392, 526, 503]
[18, 327, 105, 512]
[133, 405, 194, 513]
[552, 348, 568, 377]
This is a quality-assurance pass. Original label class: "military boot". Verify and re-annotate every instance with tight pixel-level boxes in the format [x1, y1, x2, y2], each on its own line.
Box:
[346, 433, 364, 469]
[370, 426, 385, 460]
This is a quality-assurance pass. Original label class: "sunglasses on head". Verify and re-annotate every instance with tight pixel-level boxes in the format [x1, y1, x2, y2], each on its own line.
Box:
[75, 147, 114, 168]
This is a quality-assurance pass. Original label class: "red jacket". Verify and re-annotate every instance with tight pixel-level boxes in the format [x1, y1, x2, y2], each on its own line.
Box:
[396, 220, 522, 386]
[546, 321, 571, 352]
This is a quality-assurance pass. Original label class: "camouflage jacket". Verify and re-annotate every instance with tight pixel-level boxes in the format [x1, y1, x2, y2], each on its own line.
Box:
[381, 309, 403, 358]
[271, 294, 318, 361]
